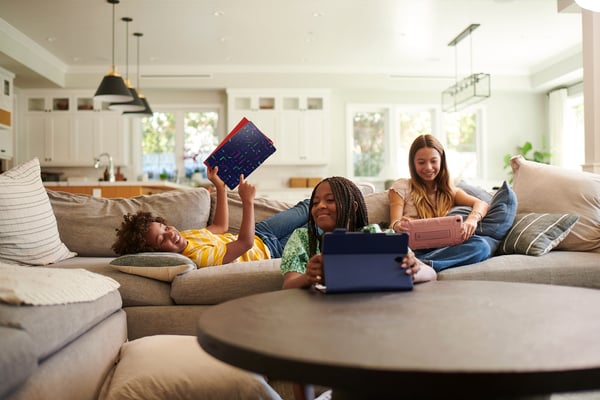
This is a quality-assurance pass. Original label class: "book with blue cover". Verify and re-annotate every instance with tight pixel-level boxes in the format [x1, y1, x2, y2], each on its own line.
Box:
[204, 117, 276, 190]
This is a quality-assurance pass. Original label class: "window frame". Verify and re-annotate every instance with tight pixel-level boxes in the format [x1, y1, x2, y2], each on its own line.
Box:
[131, 103, 224, 181]
[346, 103, 486, 182]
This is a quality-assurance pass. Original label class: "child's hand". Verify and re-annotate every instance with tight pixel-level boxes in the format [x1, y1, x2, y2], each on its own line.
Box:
[237, 175, 256, 203]
[207, 166, 225, 190]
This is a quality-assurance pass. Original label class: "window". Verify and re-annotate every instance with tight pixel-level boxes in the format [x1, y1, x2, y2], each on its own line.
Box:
[563, 94, 585, 170]
[348, 104, 482, 182]
[443, 109, 480, 180]
[140, 108, 221, 181]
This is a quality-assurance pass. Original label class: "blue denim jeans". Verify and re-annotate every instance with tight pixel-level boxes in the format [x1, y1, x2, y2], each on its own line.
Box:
[414, 235, 494, 272]
[255, 199, 310, 258]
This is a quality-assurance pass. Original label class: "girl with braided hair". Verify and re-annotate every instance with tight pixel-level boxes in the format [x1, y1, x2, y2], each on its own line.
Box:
[280, 176, 435, 290]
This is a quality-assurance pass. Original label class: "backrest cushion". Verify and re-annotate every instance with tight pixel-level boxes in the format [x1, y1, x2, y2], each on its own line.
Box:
[48, 188, 211, 257]
[511, 155, 600, 252]
[0, 158, 76, 265]
[209, 191, 293, 235]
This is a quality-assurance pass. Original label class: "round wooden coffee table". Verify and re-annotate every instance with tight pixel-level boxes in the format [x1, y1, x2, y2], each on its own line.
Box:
[197, 281, 600, 399]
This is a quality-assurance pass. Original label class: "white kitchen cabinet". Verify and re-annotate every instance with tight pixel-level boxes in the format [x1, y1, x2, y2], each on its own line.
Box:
[226, 89, 330, 166]
[0, 67, 15, 159]
[22, 113, 72, 165]
[0, 130, 13, 159]
[19, 90, 129, 167]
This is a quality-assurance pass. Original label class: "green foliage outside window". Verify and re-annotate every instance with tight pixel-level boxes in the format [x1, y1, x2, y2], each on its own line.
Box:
[353, 112, 385, 177]
[142, 113, 175, 153]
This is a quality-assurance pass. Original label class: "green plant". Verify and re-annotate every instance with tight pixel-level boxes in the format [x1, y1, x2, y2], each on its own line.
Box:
[503, 141, 551, 183]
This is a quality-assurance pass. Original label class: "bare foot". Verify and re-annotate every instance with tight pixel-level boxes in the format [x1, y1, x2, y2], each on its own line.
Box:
[413, 259, 437, 283]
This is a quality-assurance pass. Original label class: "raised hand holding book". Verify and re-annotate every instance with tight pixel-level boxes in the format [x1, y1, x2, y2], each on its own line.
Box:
[203, 117, 276, 190]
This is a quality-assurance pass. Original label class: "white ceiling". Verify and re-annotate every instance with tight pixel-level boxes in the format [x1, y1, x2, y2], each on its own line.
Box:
[0, 0, 584, 91]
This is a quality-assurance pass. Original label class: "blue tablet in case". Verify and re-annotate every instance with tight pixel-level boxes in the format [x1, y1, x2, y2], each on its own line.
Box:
[319, 229, 413, 294]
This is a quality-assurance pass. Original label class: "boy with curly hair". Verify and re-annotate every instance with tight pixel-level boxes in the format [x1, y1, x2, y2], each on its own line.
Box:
[112, 166, 309, 267]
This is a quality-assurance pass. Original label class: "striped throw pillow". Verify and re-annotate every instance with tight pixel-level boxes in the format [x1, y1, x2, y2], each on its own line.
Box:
[0, 158, 76, 265]
[497, 213, 579, 256]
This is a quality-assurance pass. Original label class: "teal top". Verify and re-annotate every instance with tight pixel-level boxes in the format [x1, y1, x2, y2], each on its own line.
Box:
[279, 224, 390, 276]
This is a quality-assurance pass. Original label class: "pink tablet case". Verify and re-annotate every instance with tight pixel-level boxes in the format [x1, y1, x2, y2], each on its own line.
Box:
[402, 215, 464, 250]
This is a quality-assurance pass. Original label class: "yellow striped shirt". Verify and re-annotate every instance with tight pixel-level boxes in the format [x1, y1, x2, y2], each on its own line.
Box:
[181, 228, 270, 267]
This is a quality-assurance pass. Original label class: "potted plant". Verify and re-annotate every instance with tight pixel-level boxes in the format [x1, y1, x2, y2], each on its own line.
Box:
[503, 141, 551, 183]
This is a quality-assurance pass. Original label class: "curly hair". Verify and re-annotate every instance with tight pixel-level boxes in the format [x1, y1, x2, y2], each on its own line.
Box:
[307, 176, 369, 257]
[111, 211, 167, 255]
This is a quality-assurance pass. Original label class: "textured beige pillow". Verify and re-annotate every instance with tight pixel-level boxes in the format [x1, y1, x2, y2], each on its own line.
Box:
[48, 188, 212, 257]
[511, 155, 600, 252]
[99, 335, 282, 400]
[109, 253, 196, 282]
[0, 158, 76, 265]
[365, 191, 390, 226]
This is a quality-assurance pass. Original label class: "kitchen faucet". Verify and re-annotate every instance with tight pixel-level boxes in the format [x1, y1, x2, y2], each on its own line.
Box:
[94, 153, 115, 182]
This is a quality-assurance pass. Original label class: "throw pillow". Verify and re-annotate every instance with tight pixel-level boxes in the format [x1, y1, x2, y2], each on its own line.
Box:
[0, 158, 76, 265]
[110, 253, 196, 282]
[448, 180, 517, 241]
[47, 187, 211, 257]
[456, 180, 493, 203]
[511, 155, 600, 252]
[497, 213, 580, 256]
[98, 335, 282, 400]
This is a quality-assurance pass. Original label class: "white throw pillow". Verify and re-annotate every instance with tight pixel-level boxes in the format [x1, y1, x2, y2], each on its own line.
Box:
[511, 155, 600, 252]
[0, 158, 76, 265]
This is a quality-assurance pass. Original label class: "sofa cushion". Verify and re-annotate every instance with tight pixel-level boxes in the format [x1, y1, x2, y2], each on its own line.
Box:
[98, 335, 282, 400]
[0, 158, 76, 265]
[49, 257, 175, 307]
[210, 191, 293, 235]
[497, 213, 580, 256]
[110, 252, 196, 282]
[48, 188, 212, 257]
[171, 259, 282, 305]
[0, 326, 37, 399]
[438, 251, 600, 289]
[511, 155, 600, 252]
[0, 290, 122, 361]
[365, 191, 389, 226]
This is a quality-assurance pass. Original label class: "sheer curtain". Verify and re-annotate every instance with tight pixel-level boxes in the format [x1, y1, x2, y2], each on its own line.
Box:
[548, 88, 568, 167]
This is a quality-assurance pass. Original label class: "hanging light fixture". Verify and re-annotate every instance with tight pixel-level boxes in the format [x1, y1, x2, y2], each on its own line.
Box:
[123, 32, 153, 117]
[441, 24, 490, 113]
[109, 17, 145, 111]
[575, 0, 600, 12]
[94, 0, 133, 103]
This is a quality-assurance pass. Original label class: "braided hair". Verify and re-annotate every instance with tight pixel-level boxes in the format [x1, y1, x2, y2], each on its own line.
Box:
[307, 176, 369, 257]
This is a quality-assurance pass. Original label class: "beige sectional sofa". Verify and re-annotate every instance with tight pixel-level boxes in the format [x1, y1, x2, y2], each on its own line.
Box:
[2, 155, 599, 399]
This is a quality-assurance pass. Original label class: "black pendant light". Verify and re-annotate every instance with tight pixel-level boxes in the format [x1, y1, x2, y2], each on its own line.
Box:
[124, 32, 153, 117]
[109, 17, 145, 111]
[94, 0, 133, 103]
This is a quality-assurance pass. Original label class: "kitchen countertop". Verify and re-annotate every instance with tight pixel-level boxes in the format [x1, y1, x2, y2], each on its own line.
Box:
[43, 180, 193, 190]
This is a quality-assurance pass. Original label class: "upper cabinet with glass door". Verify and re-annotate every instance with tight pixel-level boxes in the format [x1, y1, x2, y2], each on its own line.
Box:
[226, 89, 330, 166]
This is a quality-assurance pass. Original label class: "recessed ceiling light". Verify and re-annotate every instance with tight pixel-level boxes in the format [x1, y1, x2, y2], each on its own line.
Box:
[46, 36, 56, 42]
[213, 11, 224, 17]
[312, 12, 323, 17]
